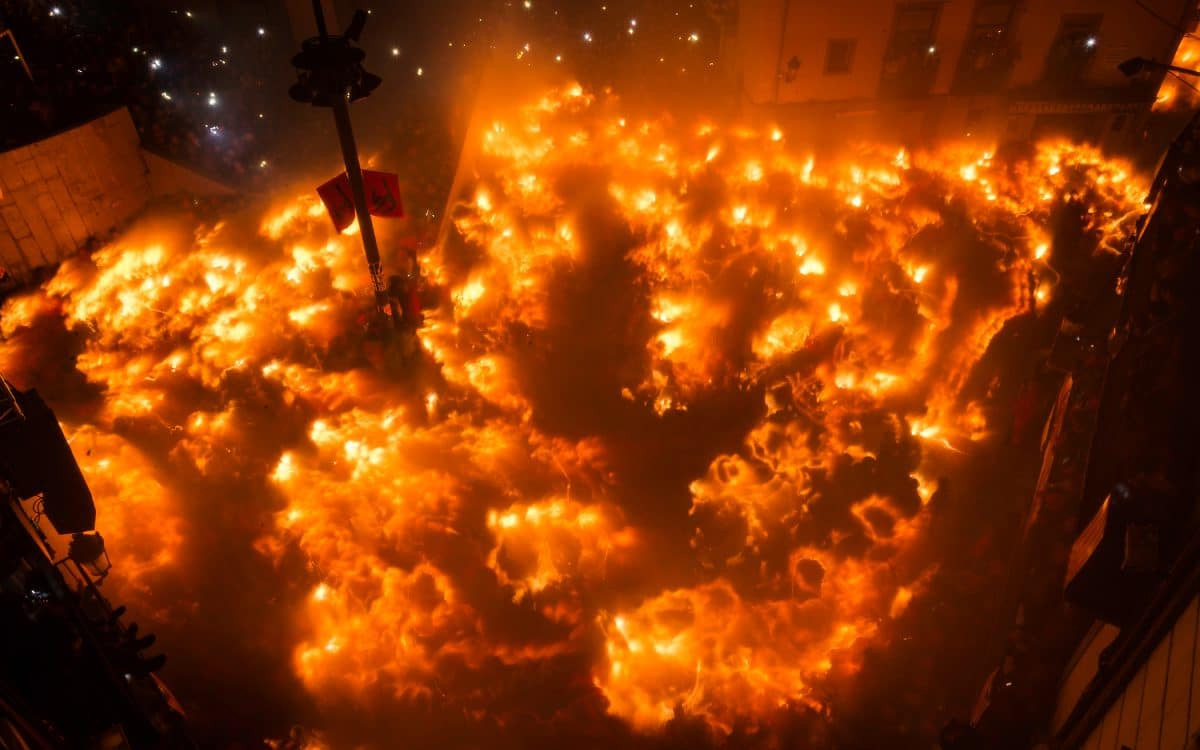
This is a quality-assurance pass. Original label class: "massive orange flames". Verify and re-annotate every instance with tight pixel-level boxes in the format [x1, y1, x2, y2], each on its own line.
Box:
[0, 83, 1146, 745]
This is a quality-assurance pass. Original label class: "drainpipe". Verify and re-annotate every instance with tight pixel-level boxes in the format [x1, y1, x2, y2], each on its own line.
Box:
[773, 0, 794, 103]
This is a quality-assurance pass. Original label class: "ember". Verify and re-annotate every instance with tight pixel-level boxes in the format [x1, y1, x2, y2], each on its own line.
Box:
[0, 83, 1146, 746]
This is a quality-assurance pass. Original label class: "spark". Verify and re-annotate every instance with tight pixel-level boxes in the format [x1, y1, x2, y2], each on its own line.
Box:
[1, 82, 1149, 744]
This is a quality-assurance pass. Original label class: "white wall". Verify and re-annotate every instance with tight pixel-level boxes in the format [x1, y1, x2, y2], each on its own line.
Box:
[1071, 595, 1200, 749]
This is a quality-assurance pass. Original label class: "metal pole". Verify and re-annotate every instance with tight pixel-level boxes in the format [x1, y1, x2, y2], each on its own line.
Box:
[772, 0, 793, 104]
[1, 31, 33, 81]
[1160, 62, 1200, 76]
[311, 0, 329, 38]
[331, 98, 397, 323]
[308, 0, 401, 327]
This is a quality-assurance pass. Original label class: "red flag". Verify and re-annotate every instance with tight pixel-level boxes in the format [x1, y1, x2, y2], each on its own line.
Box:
[316, 170, 405, 233]
[316, 172, 355, 232]
[363, 170, 404, 218]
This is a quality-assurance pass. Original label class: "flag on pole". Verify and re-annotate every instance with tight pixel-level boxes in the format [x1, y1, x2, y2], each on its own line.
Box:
[316, 169, 404, 232]
[363, 170, 404, 218]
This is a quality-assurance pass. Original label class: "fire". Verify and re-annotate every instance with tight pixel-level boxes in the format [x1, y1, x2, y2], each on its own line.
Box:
[0, 82, 1147, 744]
[1154, 32, 1200, 111]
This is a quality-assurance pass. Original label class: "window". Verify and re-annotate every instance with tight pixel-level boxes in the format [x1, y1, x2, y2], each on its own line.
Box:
[1042, 14, 1102, 89]
[974, 0, 1015, 30]
[954, 0, 1017, 93]
[880, 3, 942, 97]
[825, 39, 856, 74]
[890, 4, 940, 51]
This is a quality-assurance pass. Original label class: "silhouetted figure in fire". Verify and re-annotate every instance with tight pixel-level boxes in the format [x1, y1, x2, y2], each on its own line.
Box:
[386, 248, 424, 364]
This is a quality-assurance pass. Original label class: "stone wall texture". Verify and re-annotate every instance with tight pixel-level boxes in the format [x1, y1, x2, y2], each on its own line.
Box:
[0, 109, 151, 278]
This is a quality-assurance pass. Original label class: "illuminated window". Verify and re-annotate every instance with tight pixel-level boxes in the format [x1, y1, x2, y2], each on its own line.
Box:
[880, 3, 942, 97]
[825, 39, 856, 74]
[1042, 14, 1102, 89]
[953, 0, 1017, 93]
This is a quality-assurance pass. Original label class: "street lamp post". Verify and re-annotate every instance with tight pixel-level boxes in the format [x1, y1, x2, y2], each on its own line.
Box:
[289, 0, 400, 328]
[1119, 56, 1200, 79]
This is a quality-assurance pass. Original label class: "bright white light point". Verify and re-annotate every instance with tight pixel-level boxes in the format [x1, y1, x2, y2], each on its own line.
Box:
[150, 57, 162, 70]
[928, 45, 936, 54]
[523, 0, 531, 7]
[583, 31, 593, 42]
[221, 45, 228, 54]
[185, 10, 192, 17]
[630, 18, 637, 26]
[259, 160, 268, 168]
[555, 54, 562, 62]
[416, 67, 424, 76]
[207, 93, 217, 106]
[1085, 37, 1097, 47]
[160, 91, 172, 100]
[50, 7, 61, 16]
[628, 27, 634, 34]
[689, 32, 700, 42]
[391, 47, 400, 56]
[257, 26, 266, 36]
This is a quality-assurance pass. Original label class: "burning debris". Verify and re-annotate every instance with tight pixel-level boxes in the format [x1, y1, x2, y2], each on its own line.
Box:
[0, 83, 1146, 747]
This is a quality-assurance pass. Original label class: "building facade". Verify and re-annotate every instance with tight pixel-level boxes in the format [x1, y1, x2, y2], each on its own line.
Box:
[948, 102, 1200, 749]
[734, 0, 1196, 146]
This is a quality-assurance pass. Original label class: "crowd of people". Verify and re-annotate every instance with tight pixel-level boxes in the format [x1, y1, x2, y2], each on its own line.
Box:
[1, 0, 279, 182]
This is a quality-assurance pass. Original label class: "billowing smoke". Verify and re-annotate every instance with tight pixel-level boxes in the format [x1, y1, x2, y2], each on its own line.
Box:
[0, 84, 1144, 748]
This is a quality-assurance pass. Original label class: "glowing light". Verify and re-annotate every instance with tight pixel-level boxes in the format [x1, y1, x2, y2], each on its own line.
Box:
[0, 82, 1149, 744]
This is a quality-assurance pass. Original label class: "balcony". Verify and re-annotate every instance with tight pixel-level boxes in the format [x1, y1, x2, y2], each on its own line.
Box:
[1065, 486, 1182, 626]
